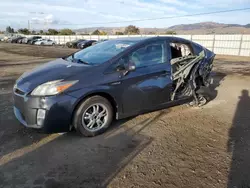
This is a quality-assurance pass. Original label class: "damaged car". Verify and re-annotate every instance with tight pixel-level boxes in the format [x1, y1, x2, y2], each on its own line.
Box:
[13, 37, 215, 137]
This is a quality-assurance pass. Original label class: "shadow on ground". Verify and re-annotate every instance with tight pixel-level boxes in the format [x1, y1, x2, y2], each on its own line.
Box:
[207, 71, 226, 101]
[0, 76, 49, 158]
[0, 111, 166, 188]
[227, 89, 250, 188]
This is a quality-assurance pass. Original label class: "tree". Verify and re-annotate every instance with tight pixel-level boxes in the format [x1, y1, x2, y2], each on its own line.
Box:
[148, 31, 156, 35]
[165, 30, 177, 35]
[18, 28, 30, 35]
[59, 29, 75, 35]
[40, 30, 44, 34]
[115, 31, 124, 35]
[124, 25, 140, 35]
[6, 26, 14, 33]
[100, 30, 107, 35]
[92, 29, 101, 35]
[47, 29, 59, 35]
[31, 30, 36, 34]
[91, 30, 107, 35]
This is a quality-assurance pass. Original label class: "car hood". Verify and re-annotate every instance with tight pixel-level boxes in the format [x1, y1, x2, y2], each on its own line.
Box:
[16, 58, 92, 93]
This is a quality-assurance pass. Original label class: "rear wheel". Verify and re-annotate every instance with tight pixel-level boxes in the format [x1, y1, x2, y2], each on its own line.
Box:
[73, 96, 113, 137]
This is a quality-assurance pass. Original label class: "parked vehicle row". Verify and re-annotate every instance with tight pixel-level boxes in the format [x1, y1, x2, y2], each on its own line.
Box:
[2, 35, 57, 46]
[1, 35, 108, 48]
[65, 39, 108, 49]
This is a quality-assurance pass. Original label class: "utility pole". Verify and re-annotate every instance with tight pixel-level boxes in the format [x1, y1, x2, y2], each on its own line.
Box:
[28, 20, 30, 31]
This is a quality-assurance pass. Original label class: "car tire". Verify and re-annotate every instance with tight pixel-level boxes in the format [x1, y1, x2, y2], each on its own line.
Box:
[73, 96, 114, 137]
[52, 43, 55, 46]
[41, 42, 44, 45]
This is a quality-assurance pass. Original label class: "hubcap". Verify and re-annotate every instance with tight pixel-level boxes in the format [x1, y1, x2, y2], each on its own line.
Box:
[82, 104, 108, 132]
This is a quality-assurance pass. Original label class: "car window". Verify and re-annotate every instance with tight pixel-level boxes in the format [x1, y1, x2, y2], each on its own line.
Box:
[128, 41, 166, 68]
[68, 40, 138, 65]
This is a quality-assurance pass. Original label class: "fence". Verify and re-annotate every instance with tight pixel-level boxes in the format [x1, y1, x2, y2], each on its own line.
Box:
[17, 34, 250, 56]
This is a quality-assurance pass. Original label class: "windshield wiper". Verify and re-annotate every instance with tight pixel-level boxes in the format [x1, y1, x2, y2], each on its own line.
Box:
[72, 58, 90, 65]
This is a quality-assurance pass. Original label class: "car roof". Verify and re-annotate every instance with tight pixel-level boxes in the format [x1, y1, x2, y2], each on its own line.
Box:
[109, 36, 191, 43]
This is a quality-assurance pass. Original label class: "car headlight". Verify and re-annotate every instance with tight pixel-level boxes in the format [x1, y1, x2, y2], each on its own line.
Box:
[31, 80, 78, 96]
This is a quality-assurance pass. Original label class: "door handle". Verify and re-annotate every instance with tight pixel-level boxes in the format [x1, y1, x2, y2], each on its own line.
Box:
[160, 70, 170, 75]
[110, 81, 121, 85]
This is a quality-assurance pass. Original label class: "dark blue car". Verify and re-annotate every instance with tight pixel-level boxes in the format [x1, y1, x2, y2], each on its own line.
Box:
[13, 37, 215, 136]
[77, 40, 97, 49]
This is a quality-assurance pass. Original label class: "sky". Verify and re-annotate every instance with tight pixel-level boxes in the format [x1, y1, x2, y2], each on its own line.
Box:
[0, 0, 250, 30]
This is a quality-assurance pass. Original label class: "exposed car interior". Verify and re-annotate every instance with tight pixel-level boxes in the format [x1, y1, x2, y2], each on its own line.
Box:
[169, 42, 206, 103]
[170, 42, 193, 59]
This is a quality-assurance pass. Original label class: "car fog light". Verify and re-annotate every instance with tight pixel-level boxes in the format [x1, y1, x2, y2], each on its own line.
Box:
[37, 109, 46, 126]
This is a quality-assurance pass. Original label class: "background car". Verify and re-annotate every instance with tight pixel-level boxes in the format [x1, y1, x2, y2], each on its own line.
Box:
[77, 40, 97, 49]
[17, 37, 26, 44]
[34, 39, 56, 46]
[92, 39, 108, 45]
[23, 36, 42, 44]
[21, 37, 28, 44]
[11, 36, 25, 43]
[66, 39, 86, 48]
[7, 37, 15, 43]
[2, 36, 11, 42]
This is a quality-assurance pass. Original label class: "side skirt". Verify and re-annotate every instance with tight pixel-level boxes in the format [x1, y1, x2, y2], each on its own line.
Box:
[116, 96, 193, 120]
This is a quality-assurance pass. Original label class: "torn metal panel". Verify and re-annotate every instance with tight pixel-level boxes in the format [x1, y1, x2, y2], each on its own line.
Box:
[170, 51, 205, 101]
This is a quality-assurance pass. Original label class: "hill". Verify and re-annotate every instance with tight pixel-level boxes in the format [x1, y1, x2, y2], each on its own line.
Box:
[75, 22, 250, 35]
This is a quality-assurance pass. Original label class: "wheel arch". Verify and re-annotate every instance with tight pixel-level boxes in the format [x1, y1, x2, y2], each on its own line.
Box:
[71, 92, 118, 124]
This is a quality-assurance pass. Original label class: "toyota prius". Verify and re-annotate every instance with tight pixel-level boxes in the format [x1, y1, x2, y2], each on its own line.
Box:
[13, 37, 215, 136]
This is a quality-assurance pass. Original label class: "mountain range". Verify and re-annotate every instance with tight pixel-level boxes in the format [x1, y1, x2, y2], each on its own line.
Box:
[75, 22, 250, 35]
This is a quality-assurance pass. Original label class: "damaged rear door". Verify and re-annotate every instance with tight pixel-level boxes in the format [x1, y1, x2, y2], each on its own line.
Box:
[171, 51, 205, 101]
[168, 40, 215, 105]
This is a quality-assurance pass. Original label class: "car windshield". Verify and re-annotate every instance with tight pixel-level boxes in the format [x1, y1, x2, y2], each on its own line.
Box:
[66, 40, 137, 65]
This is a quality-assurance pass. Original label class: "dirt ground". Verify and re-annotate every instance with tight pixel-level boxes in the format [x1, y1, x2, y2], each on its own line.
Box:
[0, 43, 250, 188]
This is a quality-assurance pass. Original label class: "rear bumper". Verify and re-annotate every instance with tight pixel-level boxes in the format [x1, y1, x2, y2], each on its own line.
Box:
[13, 92, 77, 132]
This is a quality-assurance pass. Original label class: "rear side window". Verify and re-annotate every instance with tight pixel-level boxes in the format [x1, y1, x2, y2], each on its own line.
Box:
[128, 41, 166, 68]
[170, 43, 193, 59]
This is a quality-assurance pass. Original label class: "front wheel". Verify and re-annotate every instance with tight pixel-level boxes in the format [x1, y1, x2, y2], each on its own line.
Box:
[73, 96, 113, 137]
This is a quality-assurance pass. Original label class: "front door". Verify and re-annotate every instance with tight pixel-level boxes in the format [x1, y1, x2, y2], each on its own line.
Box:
[112, 40, 173, 116]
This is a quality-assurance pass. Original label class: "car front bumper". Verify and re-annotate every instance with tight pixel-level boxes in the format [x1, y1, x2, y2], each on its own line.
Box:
[13, 91, 78, 132]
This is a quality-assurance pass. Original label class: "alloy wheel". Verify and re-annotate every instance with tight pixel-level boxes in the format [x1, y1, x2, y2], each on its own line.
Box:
[81, 103, 108, 132]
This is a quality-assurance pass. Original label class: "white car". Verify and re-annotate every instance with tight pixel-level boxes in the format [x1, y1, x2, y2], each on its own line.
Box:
[34, 39, 56, 46]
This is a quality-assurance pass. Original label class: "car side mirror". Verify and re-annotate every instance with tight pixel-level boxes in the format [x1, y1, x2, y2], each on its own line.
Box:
[127, 61, 136, 71]
[122, 61, 136, 76]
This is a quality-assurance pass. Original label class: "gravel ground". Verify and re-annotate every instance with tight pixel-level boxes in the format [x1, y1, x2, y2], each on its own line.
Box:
[0, 43, 250, 188]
